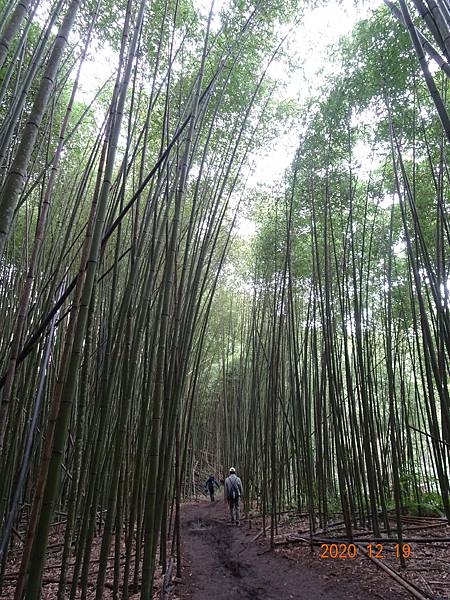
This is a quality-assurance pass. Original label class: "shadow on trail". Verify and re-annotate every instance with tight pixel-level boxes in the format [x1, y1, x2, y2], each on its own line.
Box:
[180, 500, 362, 600]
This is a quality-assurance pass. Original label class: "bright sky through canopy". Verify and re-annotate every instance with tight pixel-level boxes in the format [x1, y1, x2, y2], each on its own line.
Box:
[236, 0, 384, 237]
[75, 0, 384, 239]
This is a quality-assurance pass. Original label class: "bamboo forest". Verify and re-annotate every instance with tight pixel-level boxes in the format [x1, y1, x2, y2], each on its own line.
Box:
[0, 0, 450, 597]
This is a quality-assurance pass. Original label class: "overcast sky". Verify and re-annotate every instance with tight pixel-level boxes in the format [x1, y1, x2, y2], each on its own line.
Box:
[238, 1, 383, 236]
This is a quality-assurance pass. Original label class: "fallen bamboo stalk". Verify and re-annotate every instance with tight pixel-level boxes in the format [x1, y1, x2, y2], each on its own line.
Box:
[321, 522, 449, 540]
[299, 522, 347, 537]
[275, 534, 450, 547]
[274, 535, 318, 547]
[400, 523, 447, 531]
[252, 525, 269, 542]
[249, 510, 308, 520]
[313, 537, 450, 544]
[356, 544, 432, 600]
[401, 516, 447, 522]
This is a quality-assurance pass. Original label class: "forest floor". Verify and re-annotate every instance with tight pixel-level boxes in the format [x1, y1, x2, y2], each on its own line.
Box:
[1, 500, 448, 598]
[177, 498, 419, 599]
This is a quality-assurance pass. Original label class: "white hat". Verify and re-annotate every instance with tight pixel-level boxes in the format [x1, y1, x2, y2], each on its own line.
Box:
[229, 467, 236, 473]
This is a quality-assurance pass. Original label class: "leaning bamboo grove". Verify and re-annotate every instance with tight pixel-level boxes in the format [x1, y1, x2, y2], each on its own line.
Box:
[0, 0, 301, 597]
[191, 0, 450, 552]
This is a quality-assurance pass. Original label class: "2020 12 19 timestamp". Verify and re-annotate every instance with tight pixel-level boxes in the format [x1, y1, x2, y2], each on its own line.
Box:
[320, 543, 413, 560]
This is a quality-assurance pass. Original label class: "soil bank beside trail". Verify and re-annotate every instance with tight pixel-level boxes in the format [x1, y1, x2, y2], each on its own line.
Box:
[178, 499, 364, 600]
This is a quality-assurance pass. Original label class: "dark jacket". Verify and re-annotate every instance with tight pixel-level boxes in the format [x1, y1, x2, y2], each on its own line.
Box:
[204, 476, 219, 490]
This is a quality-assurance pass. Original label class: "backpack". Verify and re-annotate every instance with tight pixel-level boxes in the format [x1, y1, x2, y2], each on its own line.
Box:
[229, 478, 239, 501]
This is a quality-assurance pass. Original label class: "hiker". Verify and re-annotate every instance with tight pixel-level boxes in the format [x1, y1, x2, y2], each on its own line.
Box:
[225, 467, 243, 525]
[204, 474, 220, 501]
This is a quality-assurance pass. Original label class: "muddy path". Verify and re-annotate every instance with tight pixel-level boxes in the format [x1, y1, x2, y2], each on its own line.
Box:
[178, 499, 364, 599]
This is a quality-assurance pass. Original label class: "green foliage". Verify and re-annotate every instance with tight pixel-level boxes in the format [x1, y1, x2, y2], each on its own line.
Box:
[339, 7, 417, 109]
[402, 492, 444, 517]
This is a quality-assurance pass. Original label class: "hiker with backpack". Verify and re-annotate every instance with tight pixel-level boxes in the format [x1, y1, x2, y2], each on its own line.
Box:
[225, 467, 243, 525]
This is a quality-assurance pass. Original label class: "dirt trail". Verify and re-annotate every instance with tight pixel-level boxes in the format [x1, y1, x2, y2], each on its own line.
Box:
[179, 499, 363, 599]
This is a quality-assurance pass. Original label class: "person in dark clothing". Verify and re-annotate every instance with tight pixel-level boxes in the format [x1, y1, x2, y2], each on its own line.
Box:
[204, 475, 220, 501]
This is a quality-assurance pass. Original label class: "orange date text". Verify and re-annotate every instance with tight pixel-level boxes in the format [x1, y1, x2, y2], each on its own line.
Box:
[320, 543, 412, 560]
